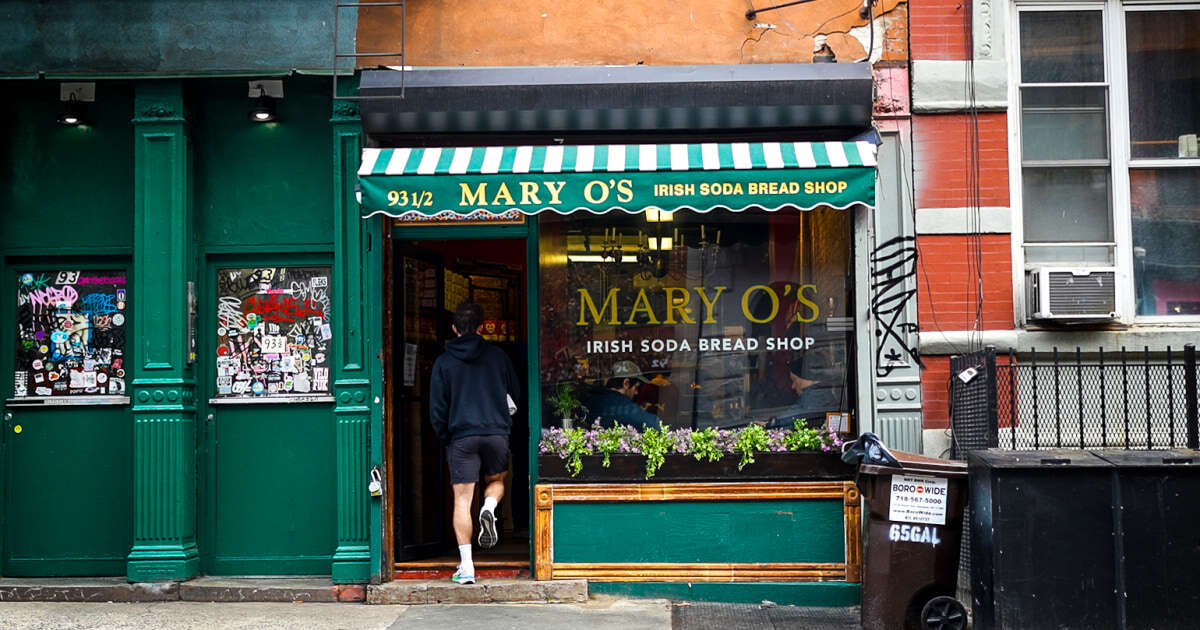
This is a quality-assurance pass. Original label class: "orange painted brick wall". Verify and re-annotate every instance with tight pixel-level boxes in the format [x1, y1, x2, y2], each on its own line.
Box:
[913, 113, 1010, 209]
[917, 234, 1014, 331]
[921, 355, 951, 429]
[909, 0, 968, 60]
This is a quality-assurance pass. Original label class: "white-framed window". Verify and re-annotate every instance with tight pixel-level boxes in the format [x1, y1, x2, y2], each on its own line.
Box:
[1010, 0, 1200, 322]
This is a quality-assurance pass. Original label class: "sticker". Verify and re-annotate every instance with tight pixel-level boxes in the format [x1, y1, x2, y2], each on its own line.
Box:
[48, 372, 60, 381]
[216, 346, 230, 357]
[320, 323, 332, 341]
[217, 327, 227, 337]
[888, 524, 943, 546]
[112, 313, 125, 326]
[20, 273, 33, 285]
[50, 331, 69, 343]
[295, 334, 306, 344]
[13, 425, 22, 433]
[311, 276, 328, 288]
[39, 345, 49, 354]
[889, 474, 950, 526]
[32, 360, 43, 370]
[97, 372, 108, 384]
[117, 289, 126, 301]
[109, 378, 125, 394]
[267, 323, 281, 335]
[261, 335, 287, 354]
[14, 371, 28, 397]
[117, 369, 125, 377]
[117, 301, 125, 310]
[34, 373, 45, 383]
[293, 373, 312, 393]
[279, 356, 297, 372]
[35, 387, 53, 396]
[251, 381, 266, 395]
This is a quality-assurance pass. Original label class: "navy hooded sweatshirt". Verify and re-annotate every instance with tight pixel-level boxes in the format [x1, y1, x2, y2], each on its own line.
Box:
[429, 333, 520, 445]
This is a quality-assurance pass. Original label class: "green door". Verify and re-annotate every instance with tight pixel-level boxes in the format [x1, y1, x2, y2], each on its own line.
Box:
[2, 404, 133, 576]
[198, 259, 338, 575]
[2, 264, 134, 577]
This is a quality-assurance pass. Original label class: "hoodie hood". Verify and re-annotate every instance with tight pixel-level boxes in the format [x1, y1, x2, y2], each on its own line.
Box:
[445, 333, 487, 362]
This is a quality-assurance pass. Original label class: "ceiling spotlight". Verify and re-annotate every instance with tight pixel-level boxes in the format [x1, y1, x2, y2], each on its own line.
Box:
[249, 86, 276, 122]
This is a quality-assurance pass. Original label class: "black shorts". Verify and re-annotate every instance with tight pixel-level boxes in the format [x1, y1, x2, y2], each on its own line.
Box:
[447, 435, 510, 484]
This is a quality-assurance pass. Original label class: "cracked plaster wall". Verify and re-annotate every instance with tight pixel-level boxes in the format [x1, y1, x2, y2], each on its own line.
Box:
[357, 1, 909, 67]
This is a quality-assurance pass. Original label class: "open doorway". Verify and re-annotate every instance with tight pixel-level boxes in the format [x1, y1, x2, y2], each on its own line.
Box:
[388, 238, 530, 578]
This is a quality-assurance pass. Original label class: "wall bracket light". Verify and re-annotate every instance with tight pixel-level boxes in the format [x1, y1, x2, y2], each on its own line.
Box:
[58, 82, 95, 126]
[248, 80, 284, 122]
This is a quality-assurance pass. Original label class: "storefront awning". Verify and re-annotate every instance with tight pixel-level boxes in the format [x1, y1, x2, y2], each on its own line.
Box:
[358, 141, 876, 218]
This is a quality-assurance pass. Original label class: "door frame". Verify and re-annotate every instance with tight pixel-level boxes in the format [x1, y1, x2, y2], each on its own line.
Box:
[384, 220, 541, 576]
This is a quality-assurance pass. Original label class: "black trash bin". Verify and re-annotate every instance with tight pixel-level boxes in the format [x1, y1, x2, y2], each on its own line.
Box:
[968, 449, 1118, 630]
[856, 448, 970, 630]
[1094, 448, 1200, 630]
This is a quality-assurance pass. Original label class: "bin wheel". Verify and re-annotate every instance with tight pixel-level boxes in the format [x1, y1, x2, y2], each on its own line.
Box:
[920, 595, 967, 630]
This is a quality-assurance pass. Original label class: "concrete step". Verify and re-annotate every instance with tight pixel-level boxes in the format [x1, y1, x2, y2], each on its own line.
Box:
[367, 579, 587, 605]
[0, 577, 178, 602]
[179, 577, 364, 603]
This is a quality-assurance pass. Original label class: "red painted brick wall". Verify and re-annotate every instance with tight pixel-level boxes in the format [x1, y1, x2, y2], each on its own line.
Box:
[917, 234, 1015, 331]
[913, 113, 1010, 209]
[909, 0, 969, 60]
[922, 355, 951, 429]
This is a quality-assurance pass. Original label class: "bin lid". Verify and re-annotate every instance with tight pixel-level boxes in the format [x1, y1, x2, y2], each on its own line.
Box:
[1092, 448, 1200, 468]
[860, 448, 968, 478]
[968, 448, 1112, 469]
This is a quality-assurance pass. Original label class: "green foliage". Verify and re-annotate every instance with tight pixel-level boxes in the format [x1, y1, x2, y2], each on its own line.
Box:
[784, 423, 825, 452]
[689, 427, 725, 463]
[549, 383, 584, 420]
[596, 424, 633, 468]
[562, 427, 592, 476]
[733, 424, 771, 471]
[636, 426, 675, 479]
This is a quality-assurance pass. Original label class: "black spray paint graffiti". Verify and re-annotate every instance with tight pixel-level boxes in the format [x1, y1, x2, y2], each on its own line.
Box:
[14, 270, 128, 397]
[870, 236, 923, 377]
[214, 266, 332, 398]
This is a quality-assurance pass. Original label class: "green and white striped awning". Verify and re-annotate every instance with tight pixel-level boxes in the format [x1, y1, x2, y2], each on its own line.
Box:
[358, 141, 876, 218]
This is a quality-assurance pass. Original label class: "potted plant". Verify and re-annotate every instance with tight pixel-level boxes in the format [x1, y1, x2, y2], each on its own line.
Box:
[548, 382, 585, 430]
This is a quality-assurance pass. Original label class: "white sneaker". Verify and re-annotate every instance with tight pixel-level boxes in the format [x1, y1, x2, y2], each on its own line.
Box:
[478, 509, 499, 549]
[451, 566, 475, 585]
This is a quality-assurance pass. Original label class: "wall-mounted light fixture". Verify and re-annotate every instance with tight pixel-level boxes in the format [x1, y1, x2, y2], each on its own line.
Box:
[58, 82, 95, 126]
[248, 80, 284, 123]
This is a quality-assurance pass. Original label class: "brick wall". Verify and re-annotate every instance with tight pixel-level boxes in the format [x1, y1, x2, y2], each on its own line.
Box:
[909, 0, 969, 60]
[917, 234, 1014, 331]
[921, 355, 951, 429]
[913, 113, 1010, 209]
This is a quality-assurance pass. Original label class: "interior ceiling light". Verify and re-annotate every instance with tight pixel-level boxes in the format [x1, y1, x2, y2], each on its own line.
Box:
[57, 82, 94, 126]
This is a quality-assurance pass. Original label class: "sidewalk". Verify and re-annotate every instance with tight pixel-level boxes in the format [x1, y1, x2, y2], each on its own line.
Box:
[0, 598, 672, 630]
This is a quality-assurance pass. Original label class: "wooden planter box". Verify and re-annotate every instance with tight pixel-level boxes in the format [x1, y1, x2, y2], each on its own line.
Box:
[538, 451, 853, 482]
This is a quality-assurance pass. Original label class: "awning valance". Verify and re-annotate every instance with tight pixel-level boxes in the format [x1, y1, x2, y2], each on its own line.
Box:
[358, 141, 876, 219]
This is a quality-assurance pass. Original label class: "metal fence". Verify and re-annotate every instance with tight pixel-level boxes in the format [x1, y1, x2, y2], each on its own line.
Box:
[951, 344, 1200, 452]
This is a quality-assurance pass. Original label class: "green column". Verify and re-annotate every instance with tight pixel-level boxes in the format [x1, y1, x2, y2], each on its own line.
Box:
[330, 100, 372, 583]
[127, 82, 198, 582]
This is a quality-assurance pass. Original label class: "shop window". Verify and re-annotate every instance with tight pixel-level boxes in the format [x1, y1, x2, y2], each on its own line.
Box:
[1014, 4, 1200, 318]
[538, 208, 855, 433]
[14, 270, 128, 398]
[214, 266, 332, 398]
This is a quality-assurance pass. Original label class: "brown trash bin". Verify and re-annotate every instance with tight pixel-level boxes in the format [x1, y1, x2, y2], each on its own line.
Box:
[857, 450, 969, 630]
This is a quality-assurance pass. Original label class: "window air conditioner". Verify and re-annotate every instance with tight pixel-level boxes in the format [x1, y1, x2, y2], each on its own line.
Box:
[1026, 267, 1117, 322]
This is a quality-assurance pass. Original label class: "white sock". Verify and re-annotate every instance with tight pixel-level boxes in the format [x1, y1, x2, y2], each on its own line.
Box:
[458, 544, 474, 575]
[482, 497, 498, 514]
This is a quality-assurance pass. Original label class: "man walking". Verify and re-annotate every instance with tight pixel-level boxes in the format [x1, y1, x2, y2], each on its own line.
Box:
[430, 302, 520, 585]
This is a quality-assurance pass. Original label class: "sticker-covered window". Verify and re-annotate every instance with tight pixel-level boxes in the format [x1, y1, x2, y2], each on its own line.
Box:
[14, 270, 128, 398]
[214, 266, 332, 398]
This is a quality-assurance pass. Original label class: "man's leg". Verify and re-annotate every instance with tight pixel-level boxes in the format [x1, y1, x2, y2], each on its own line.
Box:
[451, 481, 476, 581]
[478, 471, 505, 549]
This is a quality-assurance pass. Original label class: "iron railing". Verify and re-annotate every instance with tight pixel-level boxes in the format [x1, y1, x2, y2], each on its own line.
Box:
[951, 344, 1199, 452]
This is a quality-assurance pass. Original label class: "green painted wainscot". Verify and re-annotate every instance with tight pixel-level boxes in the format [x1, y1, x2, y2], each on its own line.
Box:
[533, 481, 863, 606]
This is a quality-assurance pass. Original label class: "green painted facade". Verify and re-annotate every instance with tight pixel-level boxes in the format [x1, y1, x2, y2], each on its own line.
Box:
[553, 500, 846, 564]
[0, 75, 380, 583]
